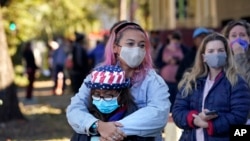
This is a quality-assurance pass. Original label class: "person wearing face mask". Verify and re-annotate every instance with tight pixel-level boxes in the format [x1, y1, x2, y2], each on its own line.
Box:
[70, 65, 154, 141]
[222, 20, 250, 86]
[172, 33, 250, 141]
[66, 21, 171, 141]
[222, 20, 250, 125]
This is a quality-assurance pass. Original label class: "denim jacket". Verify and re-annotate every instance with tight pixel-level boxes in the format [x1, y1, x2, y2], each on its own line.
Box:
[66, 69, 171, 138]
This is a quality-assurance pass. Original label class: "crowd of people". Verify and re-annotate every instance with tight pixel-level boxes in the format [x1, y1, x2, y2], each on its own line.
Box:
[22, 19, 250, 141]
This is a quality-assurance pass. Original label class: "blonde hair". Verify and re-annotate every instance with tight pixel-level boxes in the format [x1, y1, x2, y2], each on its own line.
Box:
[222, 20, 250, 38]
[178, 33, 238, 97]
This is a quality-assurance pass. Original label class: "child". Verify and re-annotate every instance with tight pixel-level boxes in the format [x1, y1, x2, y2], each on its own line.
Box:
[70, 65, 154, 141]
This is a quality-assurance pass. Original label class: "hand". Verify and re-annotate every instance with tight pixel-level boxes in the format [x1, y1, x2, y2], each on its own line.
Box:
[192, 114, 208, 128]
[231, 42, 245, 54]
[98, 121, 126, 141]
[198, 109, 218, 121]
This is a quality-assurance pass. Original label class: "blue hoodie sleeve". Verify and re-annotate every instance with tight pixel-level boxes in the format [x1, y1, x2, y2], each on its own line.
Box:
[118, 70, 171, 137]
[66, 74, 98, 135]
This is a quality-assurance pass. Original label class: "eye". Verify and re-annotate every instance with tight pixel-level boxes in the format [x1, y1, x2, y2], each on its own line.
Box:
[230, 34, 237, 38]
[103, 94, 114, 101]
[92, 93, 100, 97]
[139, 44, 145, 48]
[103, 94, 113, 98]
[207, 49, 214, 53]
[126, 42, 134, 47]
[239, 33, 247, 38]
[218, 48, 225, 52]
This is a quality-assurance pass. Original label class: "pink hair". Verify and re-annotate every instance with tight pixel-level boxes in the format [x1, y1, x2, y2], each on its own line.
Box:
[102, 24, 153, 84]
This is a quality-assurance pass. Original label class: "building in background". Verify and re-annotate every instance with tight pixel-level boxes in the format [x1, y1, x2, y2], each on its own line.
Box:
[148, 0, 250, 30]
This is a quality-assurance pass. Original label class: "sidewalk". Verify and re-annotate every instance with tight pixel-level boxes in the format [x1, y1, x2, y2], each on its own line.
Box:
[163, 119, 182, 141]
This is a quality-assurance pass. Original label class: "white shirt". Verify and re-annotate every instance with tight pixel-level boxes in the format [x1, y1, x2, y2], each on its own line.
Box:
[196, 76, 214, 141]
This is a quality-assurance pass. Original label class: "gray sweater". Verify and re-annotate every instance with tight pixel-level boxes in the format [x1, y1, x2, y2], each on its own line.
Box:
[234, 49, 250, 87]
[234, 49, 250, 119]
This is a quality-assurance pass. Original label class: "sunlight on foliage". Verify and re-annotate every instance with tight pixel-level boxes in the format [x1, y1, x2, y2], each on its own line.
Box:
[14, 75, 28, 87]
[20, 104, 62, 115]
[14, 65, 25, 74]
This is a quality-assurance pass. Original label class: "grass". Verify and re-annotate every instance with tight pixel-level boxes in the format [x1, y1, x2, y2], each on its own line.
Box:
[0, 81, 74, 141]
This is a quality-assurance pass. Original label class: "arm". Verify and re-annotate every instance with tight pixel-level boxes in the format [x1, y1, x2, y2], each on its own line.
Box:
[118, 70, 171, 137]
[172, 88, 198, 130]
[66, 75, 98, 135]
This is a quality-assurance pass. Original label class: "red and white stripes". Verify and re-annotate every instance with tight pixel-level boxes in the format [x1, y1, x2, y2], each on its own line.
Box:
[91, 70, 125, 85]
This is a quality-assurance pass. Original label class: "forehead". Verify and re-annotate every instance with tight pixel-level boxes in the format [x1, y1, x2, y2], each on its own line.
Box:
[230, 25, 247, 34]
[120, 29, 146, 41]
[205, 40, 225, 50]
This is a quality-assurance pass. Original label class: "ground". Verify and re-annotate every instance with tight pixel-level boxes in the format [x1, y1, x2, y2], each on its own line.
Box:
[0, 81, 181, 141]
[0, 80, 74, 141]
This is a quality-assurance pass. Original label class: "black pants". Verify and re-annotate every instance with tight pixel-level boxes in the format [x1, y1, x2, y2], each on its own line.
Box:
[26, 68, 36, 99]
[70, 71, 86, 94]
[165, 81, 178, 112]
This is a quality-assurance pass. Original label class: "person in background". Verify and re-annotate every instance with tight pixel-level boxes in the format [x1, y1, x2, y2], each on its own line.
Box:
[50, 37, 68, 95]
[155, 31, 189, 71]
[155, 31, 189, 112]
[172, 33, 250, 141]
[222, 20, 250, 86]
[71, 65, 154, 141]
[70, 32, 92, 94]
[149, 31, 162, 64]
[22, 41, 38, 101]
[66, 21, 171, 141]
[176, 27, 211, 83]
[88, 34, 108, 67]
[222, 19, 250, 124]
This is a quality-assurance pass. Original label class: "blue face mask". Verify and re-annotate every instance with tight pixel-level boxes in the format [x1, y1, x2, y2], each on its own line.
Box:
[92, 97, 119, 114]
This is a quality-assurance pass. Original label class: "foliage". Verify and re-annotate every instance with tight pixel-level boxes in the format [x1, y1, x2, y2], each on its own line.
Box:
[0, 86, 73, 140]
[1, 0, 119, 86]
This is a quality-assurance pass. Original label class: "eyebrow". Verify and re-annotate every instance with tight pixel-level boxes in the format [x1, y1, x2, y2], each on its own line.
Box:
[207, 47, 225, 51]
[125, 39, 145, 43]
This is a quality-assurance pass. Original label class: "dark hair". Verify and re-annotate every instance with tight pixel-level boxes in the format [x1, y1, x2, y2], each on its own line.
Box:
[222, 20, 250, 38]
[74, 32, 85, 42]
[170, 31, 182, 41]
[24, 41, 32, 50]
[114, 22, 141, 34]
[113, 21, 144, 45]
[110, 20, 128, 33]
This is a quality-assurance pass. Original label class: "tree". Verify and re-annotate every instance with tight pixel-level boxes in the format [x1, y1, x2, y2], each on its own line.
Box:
[0, 8, 25, 122]
[0, 0, 121, 123]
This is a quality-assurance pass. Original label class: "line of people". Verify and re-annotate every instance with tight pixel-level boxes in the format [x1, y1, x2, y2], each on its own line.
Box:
[21, 32, 107, 103]
[63, 19, 250, 141]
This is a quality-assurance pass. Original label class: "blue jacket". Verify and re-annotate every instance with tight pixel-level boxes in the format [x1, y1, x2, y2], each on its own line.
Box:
[172, 72, 250, 141]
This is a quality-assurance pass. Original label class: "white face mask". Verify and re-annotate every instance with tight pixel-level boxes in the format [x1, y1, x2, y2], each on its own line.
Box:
[120, 46, 146, 68]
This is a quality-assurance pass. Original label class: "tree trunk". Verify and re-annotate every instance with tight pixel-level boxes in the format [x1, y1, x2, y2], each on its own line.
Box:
[0, 8, 25, 122]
